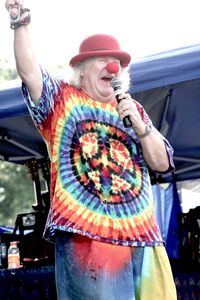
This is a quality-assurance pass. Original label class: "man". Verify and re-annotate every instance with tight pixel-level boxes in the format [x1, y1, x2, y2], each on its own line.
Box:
[5, 1, 177, 299]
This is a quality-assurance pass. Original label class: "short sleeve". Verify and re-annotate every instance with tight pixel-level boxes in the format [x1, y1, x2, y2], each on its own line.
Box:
[22, 66, 60, 126]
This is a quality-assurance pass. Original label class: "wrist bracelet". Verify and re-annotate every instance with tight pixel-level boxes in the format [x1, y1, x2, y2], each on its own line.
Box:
[136, 125, 152, 139]
[10, 7, 31, 30]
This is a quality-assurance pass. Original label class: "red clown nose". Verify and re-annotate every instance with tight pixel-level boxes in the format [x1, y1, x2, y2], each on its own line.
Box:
[106, 62, 119, 74]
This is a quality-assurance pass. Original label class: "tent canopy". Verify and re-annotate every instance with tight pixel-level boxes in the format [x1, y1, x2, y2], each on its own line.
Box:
[0, 81, 48, 164]
[129, 44, 200, 182]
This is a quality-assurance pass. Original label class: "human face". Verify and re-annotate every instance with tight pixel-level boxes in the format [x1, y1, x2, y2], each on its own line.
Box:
[81, 57, 121, 102]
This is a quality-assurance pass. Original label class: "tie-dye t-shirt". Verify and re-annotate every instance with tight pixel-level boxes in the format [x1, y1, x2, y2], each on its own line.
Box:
[22, 68, 174, 247]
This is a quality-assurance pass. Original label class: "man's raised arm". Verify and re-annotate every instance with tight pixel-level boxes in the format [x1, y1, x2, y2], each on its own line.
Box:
[5, 0, 42, 104]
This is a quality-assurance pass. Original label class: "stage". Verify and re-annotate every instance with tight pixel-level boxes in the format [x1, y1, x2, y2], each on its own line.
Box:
[0, 261, 199, 300]
[0, 264, 56, 300]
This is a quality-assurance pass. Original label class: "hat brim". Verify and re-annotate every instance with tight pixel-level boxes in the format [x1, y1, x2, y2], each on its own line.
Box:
[69, 50, 131, 67]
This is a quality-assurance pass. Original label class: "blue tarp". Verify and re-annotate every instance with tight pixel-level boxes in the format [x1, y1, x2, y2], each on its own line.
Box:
[129, 44, 200, 182]
[0, 84, 28, 119]
[0, 225, 14, 234]
[129, 44, 200, 93]
[153, 183, 182, 259]
[0, 81, 48, 164]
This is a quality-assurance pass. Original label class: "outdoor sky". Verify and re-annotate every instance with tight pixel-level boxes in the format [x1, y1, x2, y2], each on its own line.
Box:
[1, 0, 200, 71]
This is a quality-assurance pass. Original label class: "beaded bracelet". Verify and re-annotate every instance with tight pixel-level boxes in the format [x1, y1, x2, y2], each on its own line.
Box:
[10, 7, 31, 30]
[136, 125, 152, 139]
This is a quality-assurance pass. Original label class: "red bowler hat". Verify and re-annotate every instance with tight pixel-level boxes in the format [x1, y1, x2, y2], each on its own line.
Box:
[69, 34, 131, 67]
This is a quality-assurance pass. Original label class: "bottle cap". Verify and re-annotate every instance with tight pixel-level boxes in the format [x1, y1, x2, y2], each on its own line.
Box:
[10, 241, 18, 246]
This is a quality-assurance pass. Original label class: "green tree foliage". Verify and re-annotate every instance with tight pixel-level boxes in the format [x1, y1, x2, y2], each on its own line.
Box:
[0, 161, 34, 227]
[0, 57, 65, 83]
[0, 58, 18, 82]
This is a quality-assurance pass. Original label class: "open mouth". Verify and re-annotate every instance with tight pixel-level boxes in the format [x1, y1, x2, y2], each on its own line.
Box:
[101, 75, 114, 84]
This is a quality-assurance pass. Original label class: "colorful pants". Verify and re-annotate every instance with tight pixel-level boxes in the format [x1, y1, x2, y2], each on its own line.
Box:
[55, 233, 177, 300]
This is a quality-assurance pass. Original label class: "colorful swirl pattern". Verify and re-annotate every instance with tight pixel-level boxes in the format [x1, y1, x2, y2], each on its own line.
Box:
[36, 84, 163, 246]
[22, 66, 164, 246]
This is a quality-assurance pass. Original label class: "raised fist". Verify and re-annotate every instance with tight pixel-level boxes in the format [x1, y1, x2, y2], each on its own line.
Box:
[5, 0, 24, 20]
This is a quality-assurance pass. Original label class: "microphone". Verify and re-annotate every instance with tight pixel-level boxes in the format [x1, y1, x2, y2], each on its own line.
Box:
[111, 78, 132, 128]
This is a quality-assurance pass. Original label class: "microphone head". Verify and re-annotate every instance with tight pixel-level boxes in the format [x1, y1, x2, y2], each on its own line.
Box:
[111, 77, 123, 97]
[106, 62, 119, 74]
[110, 77, 122, 90]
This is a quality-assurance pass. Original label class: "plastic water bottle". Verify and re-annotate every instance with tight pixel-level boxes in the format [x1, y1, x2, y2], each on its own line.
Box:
[7, 241, 21, 269]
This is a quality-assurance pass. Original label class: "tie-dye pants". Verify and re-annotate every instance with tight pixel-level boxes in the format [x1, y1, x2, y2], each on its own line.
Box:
[55, 233, 177, 300]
